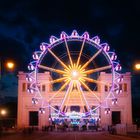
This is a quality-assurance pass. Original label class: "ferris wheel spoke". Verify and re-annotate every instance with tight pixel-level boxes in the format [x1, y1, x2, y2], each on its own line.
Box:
[82, 77, 110, 86]
[38, 78, 67, 85]
[59, 81, 73, 111]
[76, 38, 85, 67]
[50, 77, 68, 84]
[84, 65, 112, 74]
[38, 64, 66, 74]
[64, 39, 73, 66]
[48, 79, 70, 102]
[64, 90, 71, 112]
[79, 80, 101, 102]
[79, 93, 86, 112]
[77, 82, 91, 111]
[48, 48, 68, 69]
[81, 49, 102, 70]
[76, 82, 86, 108]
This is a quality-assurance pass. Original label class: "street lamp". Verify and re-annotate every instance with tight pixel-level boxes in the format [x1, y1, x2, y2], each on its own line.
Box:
[0, 60, 15, 99]
[0, 109, 7, 116]
[135, 63, 140, 70]
[132, 63, 140, 128]
[6, 61, 15, 70]
[0, 109, 7, 129]
[0, 60, 15, 79]
[0, 60, 15, 129]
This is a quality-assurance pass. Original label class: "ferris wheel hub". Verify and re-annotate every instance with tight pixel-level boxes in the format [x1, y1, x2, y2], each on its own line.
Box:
[63, 63, 84, 82]
[71, 70, 80, 80]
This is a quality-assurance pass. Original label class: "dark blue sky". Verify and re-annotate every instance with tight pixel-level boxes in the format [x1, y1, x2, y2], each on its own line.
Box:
[0, 0, 140, 97]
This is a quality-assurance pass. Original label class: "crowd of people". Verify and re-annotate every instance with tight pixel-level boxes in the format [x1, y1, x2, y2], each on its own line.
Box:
[41, 119, 100, 132]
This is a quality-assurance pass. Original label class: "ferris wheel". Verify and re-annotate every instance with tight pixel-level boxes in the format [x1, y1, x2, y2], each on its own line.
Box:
[26, 30, 122, 118]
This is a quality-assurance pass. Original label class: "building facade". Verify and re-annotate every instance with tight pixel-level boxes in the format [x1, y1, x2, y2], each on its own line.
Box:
[17, 71, 132, 129]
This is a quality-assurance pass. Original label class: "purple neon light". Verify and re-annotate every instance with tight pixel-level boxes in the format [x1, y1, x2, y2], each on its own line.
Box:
[28, 30, 121, 118]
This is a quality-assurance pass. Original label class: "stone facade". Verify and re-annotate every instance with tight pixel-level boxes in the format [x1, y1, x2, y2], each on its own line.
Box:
[17, 71, 132, 129]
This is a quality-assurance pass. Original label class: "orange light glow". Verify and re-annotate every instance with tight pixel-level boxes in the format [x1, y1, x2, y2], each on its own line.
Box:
[0, 109, 7, 116]
[135, 64, 140, 70]
[6, 61, 15, 69]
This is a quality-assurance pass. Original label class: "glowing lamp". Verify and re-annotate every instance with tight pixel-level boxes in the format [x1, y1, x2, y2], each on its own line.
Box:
[135, 64, 140, 70]
[6, 62, 14, 69]
[0, 109, 7, 116]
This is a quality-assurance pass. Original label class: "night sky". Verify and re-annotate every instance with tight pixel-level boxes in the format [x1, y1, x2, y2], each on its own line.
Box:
[0, 0, 140, 112]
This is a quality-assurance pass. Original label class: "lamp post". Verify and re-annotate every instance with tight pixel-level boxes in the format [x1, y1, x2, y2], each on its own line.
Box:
[0, 60, 15, 79]
[0, 60, 16, 130]
[6, 61, 15, 70]
[0, 109, 7, 129]
[132, 63, 140, 128]
[0, 60, 15, 102]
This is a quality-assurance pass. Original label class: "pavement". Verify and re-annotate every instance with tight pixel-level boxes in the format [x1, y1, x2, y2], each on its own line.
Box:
[0, 131, 140, 140]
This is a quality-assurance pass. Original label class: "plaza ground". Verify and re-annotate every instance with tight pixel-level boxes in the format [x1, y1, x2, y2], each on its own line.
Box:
[0, 131, 140, 140]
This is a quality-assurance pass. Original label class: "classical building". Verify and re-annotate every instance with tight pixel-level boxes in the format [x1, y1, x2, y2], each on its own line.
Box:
[17, 71, 132, 129]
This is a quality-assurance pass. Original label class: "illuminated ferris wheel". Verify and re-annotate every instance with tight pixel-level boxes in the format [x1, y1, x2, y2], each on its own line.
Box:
[27, 30, 122, 118]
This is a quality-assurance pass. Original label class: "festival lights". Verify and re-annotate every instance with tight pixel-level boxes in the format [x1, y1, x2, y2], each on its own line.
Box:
[28, 30, 121, 118]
